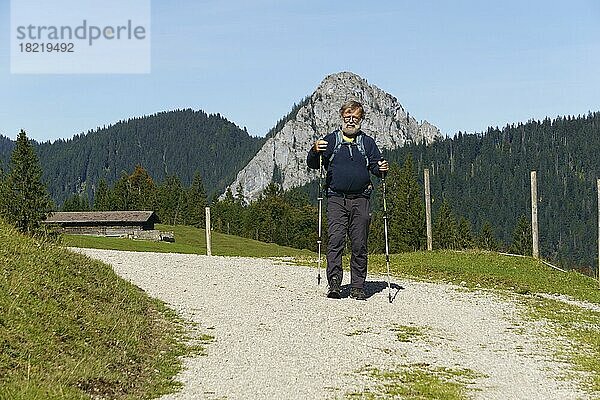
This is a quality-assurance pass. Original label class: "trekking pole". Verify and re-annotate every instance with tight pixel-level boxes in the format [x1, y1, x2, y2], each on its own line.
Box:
[382, 172, 392, 303]
[316, 153, 324, 285]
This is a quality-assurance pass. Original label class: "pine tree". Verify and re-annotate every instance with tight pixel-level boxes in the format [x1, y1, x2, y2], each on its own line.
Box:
[187, 171, 207, 227]
[224, 187, 235, 202]
[2, 130, 52, 234]
[0, 163, 7, 216]
[243, 199, 264, 241]
[433, 198, 458, 249]
[399, 155, 426, 251]
[111, 172, 131, 210]
[511, 215, 532, 256]
[213, 187, 234, 234]
[368, 212, 384, 254]
[93, 179, 111, 211]
[456, 216, 474, 249]
[259, 183, 289, 243]
[478, 221, 499, 251]
[157, 175, 185, 225]
[287, 204, 318, 250]
[384, 156, 426, 253]
[235, 182, 245, 206]
[127, 165, 157, 210]
[62, 193, 90, 211]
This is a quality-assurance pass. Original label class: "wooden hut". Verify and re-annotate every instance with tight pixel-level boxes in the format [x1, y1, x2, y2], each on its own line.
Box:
[43, 211, 171, 241]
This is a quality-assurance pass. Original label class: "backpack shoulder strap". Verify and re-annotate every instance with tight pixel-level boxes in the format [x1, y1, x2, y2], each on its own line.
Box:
[328, 130, 344, 163]
[355, 133, 369, 166]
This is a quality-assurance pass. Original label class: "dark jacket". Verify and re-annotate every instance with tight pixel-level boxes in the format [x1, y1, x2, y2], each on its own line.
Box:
[307, 130, 383, 196]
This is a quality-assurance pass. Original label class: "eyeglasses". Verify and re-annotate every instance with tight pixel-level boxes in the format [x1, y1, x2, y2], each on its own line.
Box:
[343, 115, 361, 122]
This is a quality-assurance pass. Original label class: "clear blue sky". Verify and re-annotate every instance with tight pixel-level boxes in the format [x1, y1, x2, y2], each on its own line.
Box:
[1, 0, 599, 142]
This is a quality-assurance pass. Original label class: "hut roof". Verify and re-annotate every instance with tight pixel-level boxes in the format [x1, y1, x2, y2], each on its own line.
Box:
[44, 211, 159, 224]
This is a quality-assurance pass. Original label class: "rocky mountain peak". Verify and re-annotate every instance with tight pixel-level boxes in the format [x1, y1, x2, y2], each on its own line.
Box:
[226, 71, 442, 201]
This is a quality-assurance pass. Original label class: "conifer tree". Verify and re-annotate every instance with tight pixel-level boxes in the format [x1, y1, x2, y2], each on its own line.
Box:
[368, 213, 384, 254]
[93, 179, 111, 211]
[235, 182, 245, 206]
[287, 204, 318, 250]
[158, 175, 185, 225]
[478, 221, 499, 251]
[127, 165, 157, 210]
[187, 171, 208, 227]
[260, 183, 289, 243]
[456, 216, 474, 249]
[0, 163, 7, 216]
[433, 198, 458, 249]
[213, 187, 240, 234]
[111, 172, 131, 211]
[383, 156, 426, 253]
[398, 155, 427, 251]
[243, 198, 264, 241]
[510, 215, 532, 256]
[2, 130, 52, 234]
[62, 193, 90, 211]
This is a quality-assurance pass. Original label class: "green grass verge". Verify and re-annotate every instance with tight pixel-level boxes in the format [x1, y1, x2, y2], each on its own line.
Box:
[368, 250, 600, 304]
[347, 364, 483, 400]
[523, 296, 600, 393]
[62, 224, 315, 258]
[0, 220, 195, 399]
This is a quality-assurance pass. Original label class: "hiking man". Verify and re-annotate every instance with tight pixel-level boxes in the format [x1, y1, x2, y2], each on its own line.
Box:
[307, 100, 389, 300]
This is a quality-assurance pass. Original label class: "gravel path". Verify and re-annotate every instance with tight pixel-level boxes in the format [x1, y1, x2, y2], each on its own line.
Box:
[75, 248, 588, 400]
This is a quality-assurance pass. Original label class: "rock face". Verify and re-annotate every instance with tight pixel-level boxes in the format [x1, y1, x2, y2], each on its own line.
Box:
[227, 71, 442, 201]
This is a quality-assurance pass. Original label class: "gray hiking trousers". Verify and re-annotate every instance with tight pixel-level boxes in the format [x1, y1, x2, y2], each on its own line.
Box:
[326, 196, 371, 289]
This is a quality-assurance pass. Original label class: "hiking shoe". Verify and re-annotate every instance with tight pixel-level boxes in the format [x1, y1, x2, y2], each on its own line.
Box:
[350, 287, 366, 301]
[327, 277, 341, 299]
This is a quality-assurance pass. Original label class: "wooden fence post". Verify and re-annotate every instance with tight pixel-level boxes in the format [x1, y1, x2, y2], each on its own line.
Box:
[531, 171, 539, 259]
[205, 207, 212, 256]
[424, 168, 433, 251]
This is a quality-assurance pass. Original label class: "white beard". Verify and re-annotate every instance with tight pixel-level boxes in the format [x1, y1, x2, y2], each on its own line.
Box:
[342, 122, 361, 136]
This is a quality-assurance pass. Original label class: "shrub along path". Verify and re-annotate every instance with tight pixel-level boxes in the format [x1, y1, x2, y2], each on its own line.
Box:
[76, 248, 591, 400]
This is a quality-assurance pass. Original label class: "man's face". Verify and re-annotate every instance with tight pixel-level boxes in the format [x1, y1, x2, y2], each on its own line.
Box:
[341, 108, 362, 136]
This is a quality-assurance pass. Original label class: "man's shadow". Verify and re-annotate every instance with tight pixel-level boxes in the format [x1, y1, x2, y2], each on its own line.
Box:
[340, 281, 404, 302]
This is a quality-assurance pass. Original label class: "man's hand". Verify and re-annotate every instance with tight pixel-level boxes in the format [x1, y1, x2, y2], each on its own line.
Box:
[313, 140, 328, 153]
[378, 159, 389, 173]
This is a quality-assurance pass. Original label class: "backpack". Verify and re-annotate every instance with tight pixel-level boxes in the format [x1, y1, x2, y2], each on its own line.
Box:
[328, 130, 369, 166]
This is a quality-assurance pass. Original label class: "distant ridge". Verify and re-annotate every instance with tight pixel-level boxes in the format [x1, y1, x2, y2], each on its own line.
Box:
[0, 109, 265, 204]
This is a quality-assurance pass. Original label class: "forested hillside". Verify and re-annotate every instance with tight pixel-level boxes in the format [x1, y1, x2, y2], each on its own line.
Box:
[0, 109, 265, 204]
[0, 136, 14, 168]
[385, 112, 600, 270]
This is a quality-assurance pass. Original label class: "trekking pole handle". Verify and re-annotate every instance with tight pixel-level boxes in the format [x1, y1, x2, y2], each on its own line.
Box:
[379, 158, 389, 177]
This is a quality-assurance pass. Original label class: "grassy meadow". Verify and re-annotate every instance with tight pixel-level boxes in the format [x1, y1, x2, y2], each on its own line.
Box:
[62, 223, 315, 258]
[0, 220, 192, 399]
[368, 250, 600, 304]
